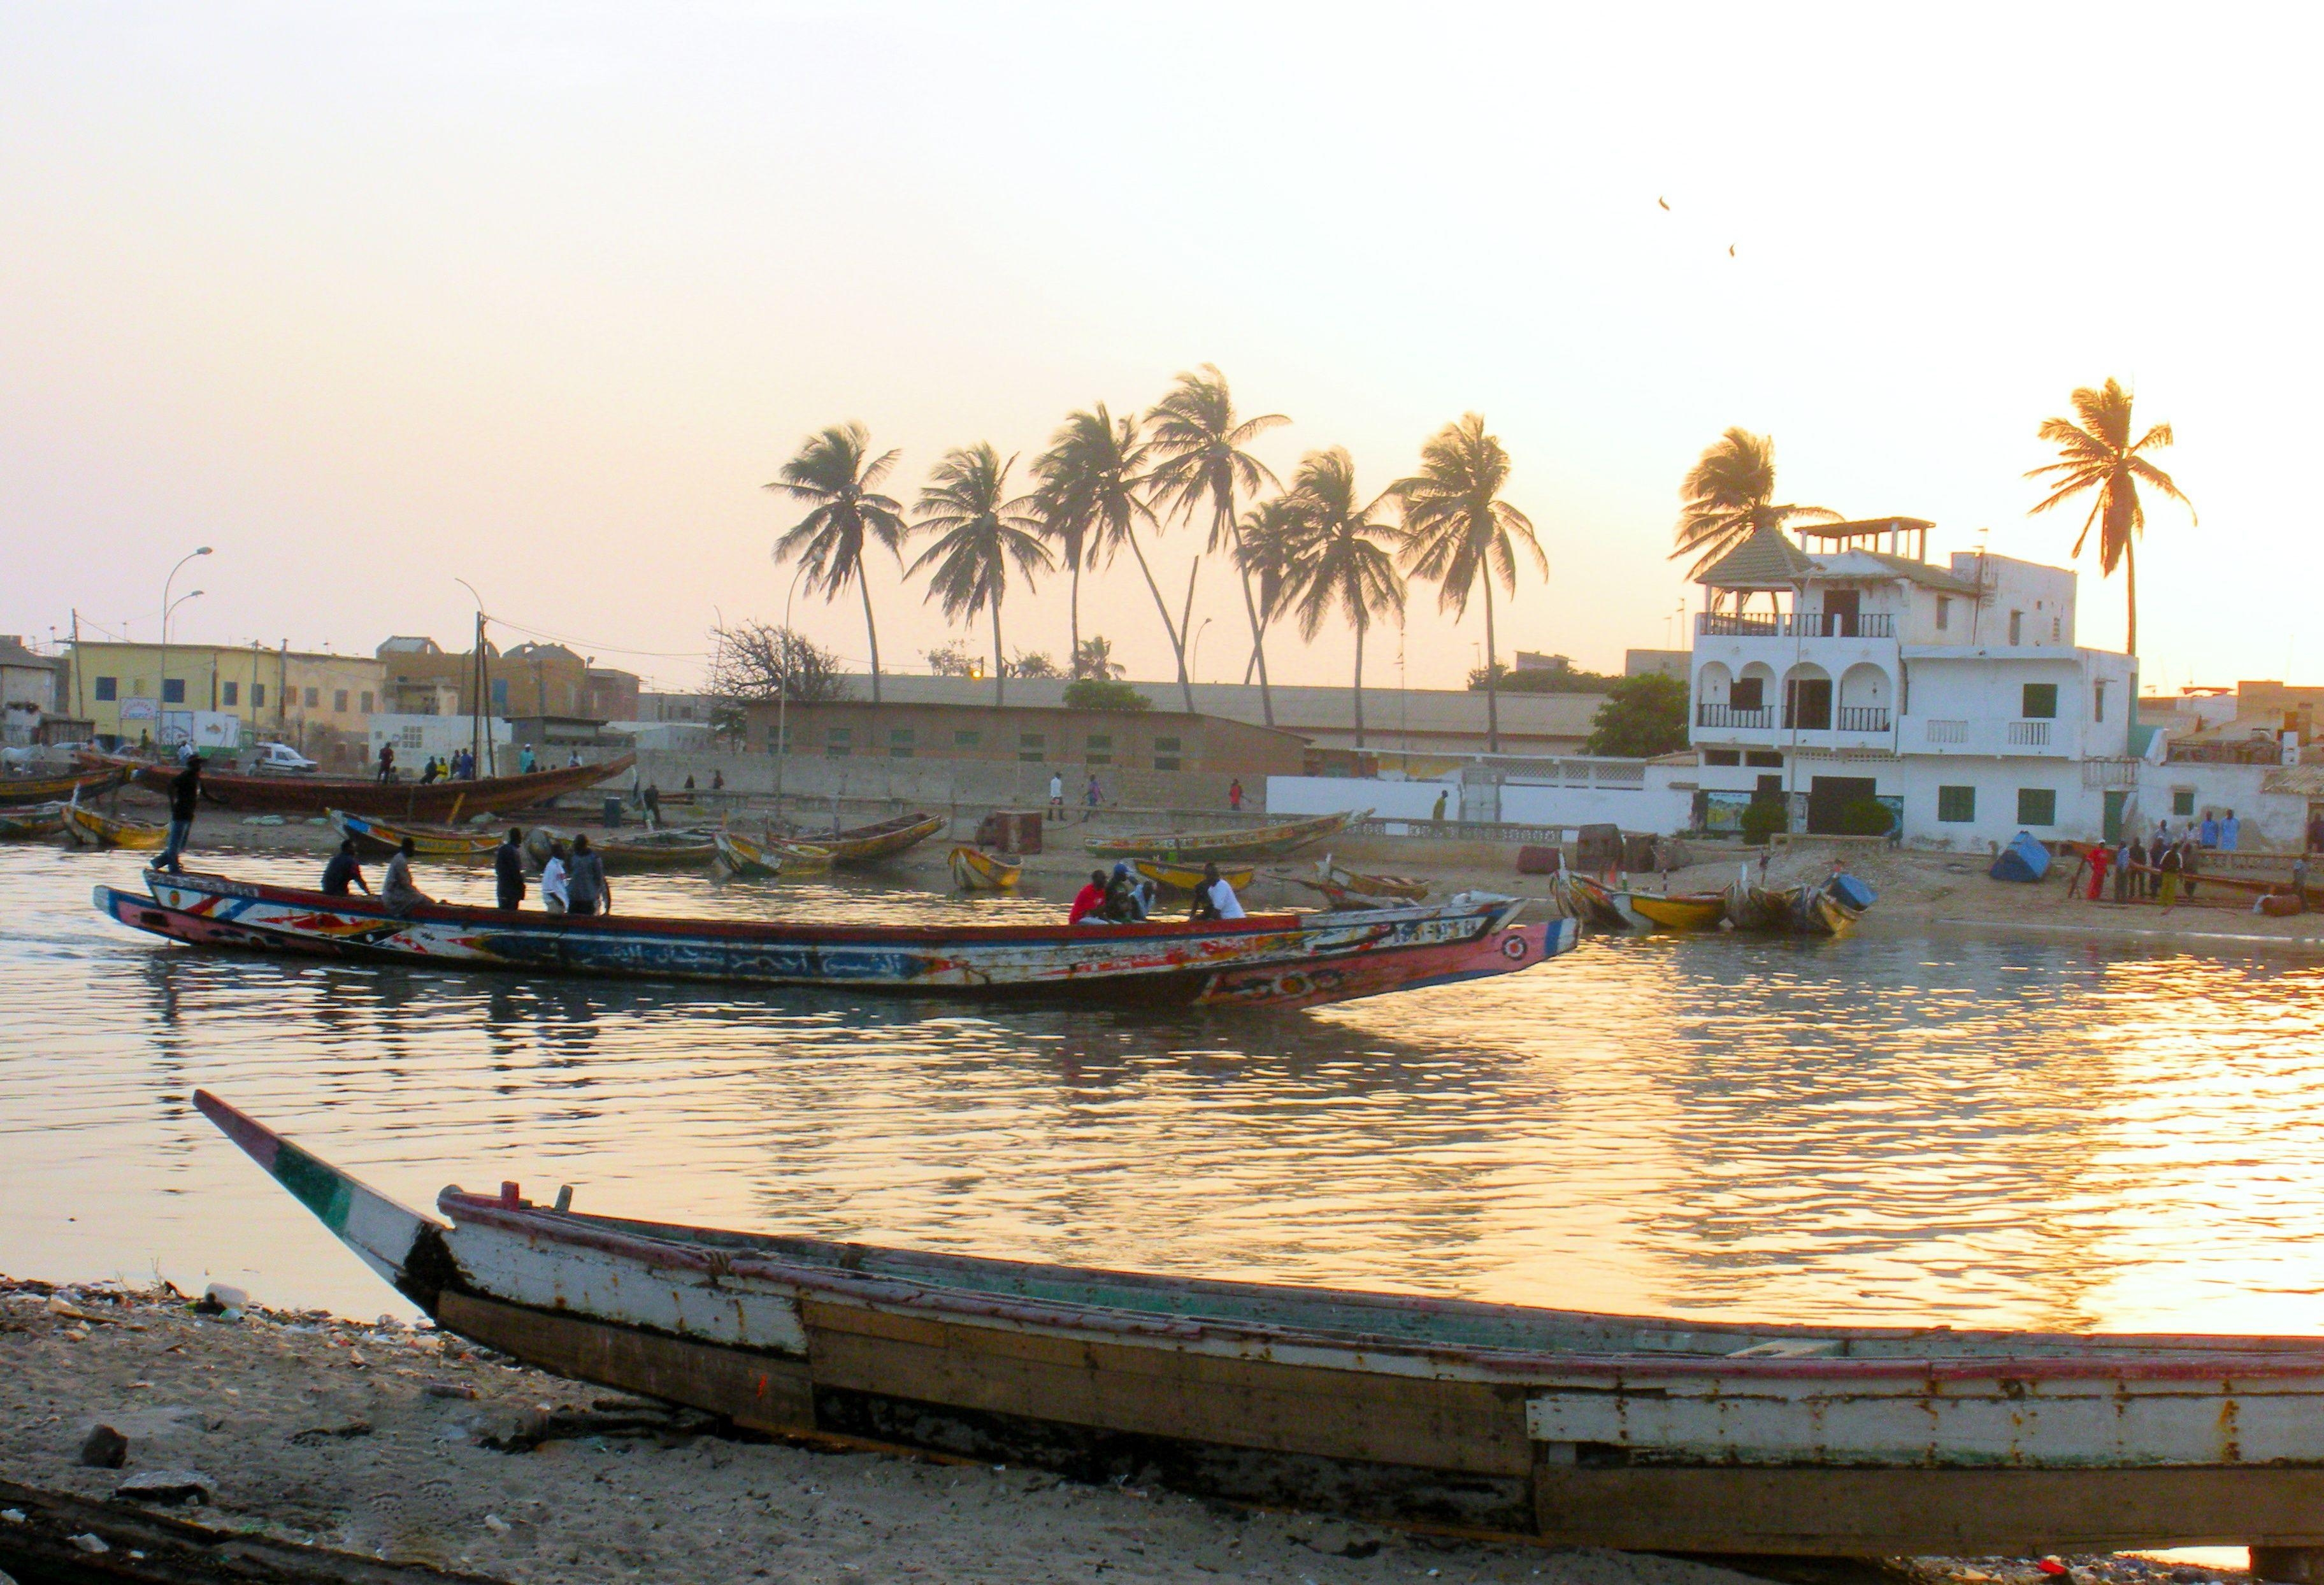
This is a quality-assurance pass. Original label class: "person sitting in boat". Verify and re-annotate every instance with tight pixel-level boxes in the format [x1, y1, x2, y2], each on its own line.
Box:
[382, 837, 432, 915]
[495, 828, 527, 910]
[322, 838, 372, 898]
[1068, 869, 1108, 925]
[540, 840, 571, 914]
[567, 833, 611, 919]
[1189, 862, 1245, 922]
[1102, 862, 1146, 923]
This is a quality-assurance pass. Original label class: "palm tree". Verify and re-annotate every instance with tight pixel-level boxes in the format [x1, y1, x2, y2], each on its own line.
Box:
[1233, 495, 1305, 661]
[1073, 635, 1126, 680]
[1036, 403, 1193, 709]
[1271, 447, 1404, 748]
[1145, 366, 1288, 723]
[908, 443, 1052, 707]
[2025, 378, 2193, 656]
[765, 422, 910, 703]
[1668, 427, 1838, 586]
[1392, 414, 1546, 754]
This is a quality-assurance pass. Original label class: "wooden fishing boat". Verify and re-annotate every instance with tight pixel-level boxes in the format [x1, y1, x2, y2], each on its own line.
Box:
[1316, 853, 1429, 902]
[1724, 874, 1874, 937]
[813, 812, 948, 865]
[331, 808, 501, 862]
[0, 801, 67, 839]
[1129, 857, 1256, 896]
[711, 830, 834, 880]
[100, 751, 634, 819]
[63, 800, 168, 850]
[1626, 891, 1726, 931]
[526, 826, 718, 873]
[1557, 873, 1650, 934]
[0, 765, 124, 807]
[1087, 808, 1372, 864]
[103, 871, 1568, 1011]
[948, 844, 1021, 890]
[198, 1089, 2324, 1558]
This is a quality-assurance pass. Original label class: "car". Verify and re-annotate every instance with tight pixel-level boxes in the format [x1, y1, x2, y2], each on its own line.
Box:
[248, 742, 319, 774]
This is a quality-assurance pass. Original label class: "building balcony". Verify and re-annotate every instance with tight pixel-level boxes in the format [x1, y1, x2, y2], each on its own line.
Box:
[1834, 706, 1890, 733]
[1904, 716, 2072, 757]
[1696, 703, 1774, 729]
[1696, 612, 1897, 640]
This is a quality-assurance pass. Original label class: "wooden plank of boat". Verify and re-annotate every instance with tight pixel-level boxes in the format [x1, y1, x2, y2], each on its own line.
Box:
[64, 799, 168, 850]
[594, 830, 719, 871]
[0, 801, 67, 839]
[1129, 857, 1256, 896]
[195, 1088, 2324, 1554]
[948, 844, 1021, 890]
[104, 873, 1566, 1010]
[1559, 873, 1650, 934]
[1627, 892, 1726, 931]
[108, 751, 635, 819]
[0, 764, 124, 807]
[815, 812, 947, 864]
[331, 808, 501, 861]
[1088, 809, 1372, 864]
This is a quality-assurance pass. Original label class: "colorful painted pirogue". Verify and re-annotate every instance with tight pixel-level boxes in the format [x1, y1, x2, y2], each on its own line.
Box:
[710, 831, 833, 880]
[99, 870, 1566, 1011]
[87, 751, 633, 820]
[1087, 808, 1370, 864]
[1556, 872, 1650, 934]
[62, 800, 168, 850]
[200, 1087, 2324, 1556]
[333, 809, 500, 862]
[810, 812, 948, 865]
[0, 801, 67, 840]
[0, 766, 124, 808]
[1129, 857, 1256, 896]
[947, 845, 1021, 891]
[525, 827, 719, 873]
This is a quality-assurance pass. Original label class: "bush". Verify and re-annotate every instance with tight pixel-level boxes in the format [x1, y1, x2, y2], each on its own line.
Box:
[1740, 799, 1788, 845]
[1835, 797, 1899, 837]
[1061, 677, 1151, 712]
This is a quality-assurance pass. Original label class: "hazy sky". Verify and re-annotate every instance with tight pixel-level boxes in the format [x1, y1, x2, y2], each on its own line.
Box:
[4, 5, 2313, 695]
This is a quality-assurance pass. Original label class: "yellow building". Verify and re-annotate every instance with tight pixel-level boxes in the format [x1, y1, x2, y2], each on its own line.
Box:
[67, 642, 385, 766]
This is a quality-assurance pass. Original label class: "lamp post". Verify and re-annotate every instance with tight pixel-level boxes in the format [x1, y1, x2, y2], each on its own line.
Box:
[1188, 617, 1214, 684]
[773, 559, 810, 817]
[159, 546, 212, 752]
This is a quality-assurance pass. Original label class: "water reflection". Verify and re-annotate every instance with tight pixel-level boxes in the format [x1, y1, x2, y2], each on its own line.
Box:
[6, 842, 2324, 1337]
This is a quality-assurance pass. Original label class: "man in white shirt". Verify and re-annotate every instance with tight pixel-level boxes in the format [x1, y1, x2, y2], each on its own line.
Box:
[540, 842, 571, 914]
[1191, 862, 1245, 921]
[1049, 771, 1064, 822]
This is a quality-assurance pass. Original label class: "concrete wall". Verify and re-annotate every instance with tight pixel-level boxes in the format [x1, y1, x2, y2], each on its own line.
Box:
[1270, 770, 1692, 833]
[636, 749, 1256, 814]
[2142, 761, 2311, 850]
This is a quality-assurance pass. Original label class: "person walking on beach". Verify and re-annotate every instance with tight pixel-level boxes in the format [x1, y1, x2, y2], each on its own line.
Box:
[376, 742, 396, 784]
[566, 833, 611, 919]
[151, 753, 203, 873]
[1084, 773, 1102, 812]
[1228, 778, 1244, 812]
[540, 841, 571, 914]
[495, 828, 527, 910]
[382, 837, 431, 915]
[1430, 788, 1448, 824]
[1049, 771, 1065, 821]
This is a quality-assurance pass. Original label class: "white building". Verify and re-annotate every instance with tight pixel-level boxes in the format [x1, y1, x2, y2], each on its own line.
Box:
[366, 713, 513, 766]
[1687, 520, 2139, 848]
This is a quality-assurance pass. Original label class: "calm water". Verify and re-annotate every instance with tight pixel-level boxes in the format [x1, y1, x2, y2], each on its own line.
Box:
[5, 838, 2323, 1338]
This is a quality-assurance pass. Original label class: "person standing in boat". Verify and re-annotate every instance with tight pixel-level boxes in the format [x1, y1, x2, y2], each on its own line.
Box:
[382, 837, 431, 914]
[1102, 862, 1145, 922]
[322, 839, 372, 898]
[495, 828, 527, 910]
[540, 840, 571, 914]
[150, 753, 202, 874]
[519, 743, 537, 774]
[375, 741, 396, 784]
[566, 833, 611, 919]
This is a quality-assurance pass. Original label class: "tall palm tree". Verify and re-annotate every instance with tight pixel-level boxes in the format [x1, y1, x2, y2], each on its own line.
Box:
[1036, 403, 1193, 709]
[1668, 427, 1838, 585]
[1272, 447, 1405, 748]
[908, 443, 1052, 707]
[1392, 414, 1546, 755]
[766, 422, 910, 703]
[2025, 378, 2193, 656]
[1145, 366, 1287, 723]
[1232, 495, 1305, 661]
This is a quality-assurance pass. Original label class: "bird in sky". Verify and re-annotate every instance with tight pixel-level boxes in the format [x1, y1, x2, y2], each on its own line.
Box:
[1657, 196, 1670, 211]
[1728, 243, 1737, 257]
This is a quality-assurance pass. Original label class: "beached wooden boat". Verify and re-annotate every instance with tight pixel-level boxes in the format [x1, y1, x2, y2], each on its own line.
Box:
[96, 751, 633, 820]
[1556, 873, 1650, 934]
[1130, 857, 1256, 896]
[0, 801, 66, 840]
[1088, 808, 1371, 864]
[1316, 853, 1429, 902]
[1626, 891, 1726, 931]
[1725, 874, 1874, 937]
[103, 871, 1566, 1011]
[0, 765, 124, 807]
[948, 844, 1021, 890]
[811, 812, 947, 865]
[710, 830, 833, 881]
[63, 800, 168, 850]
[199, 1087, 2324, 1556]
[332, 808, 501, 861]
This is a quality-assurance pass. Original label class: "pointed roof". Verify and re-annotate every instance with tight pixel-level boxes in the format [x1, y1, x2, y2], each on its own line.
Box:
[1695, 524, 1816, 591]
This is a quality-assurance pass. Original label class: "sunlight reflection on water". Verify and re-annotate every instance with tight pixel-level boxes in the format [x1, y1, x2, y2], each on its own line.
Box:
[6, 840, 2323, 1336]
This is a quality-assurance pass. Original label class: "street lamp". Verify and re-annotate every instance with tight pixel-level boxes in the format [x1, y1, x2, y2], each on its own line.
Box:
[1188, 617, 1214, 684]
[159, 547, 212, 750]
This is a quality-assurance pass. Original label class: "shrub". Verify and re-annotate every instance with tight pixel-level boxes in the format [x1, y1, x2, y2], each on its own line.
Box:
[1061, 677, 1151, 712]
[1836, 797, 1899, 836]
[1740, 798, 1788, 845]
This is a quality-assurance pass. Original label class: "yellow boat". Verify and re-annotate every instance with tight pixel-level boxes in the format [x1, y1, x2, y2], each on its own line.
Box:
[332, 808, 501, 861]
[712, 830, 833, 880]
[1130, 857, 1256, 896]
[948, 845, 1022, 891]
[1627, 892, 1726, 931]
[817, 812, 948, 864]
[64, 800, 168, 850]
[1316, 854, 1430, 903]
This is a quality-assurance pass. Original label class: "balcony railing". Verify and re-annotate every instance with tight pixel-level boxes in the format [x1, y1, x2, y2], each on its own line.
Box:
[1696, 612, 1896, 639]
[1924, 719, 1969, 745]
[2008, 720, 2053, 747]
[1835, 706, 1891, 733]
[1696, 703, 1775, 729]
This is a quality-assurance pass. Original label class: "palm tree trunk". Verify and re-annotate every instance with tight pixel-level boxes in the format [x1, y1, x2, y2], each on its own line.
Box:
[1482, 576, 1500, 755]
[1069, 559, 1082, 680]
[1123, 531, 1194, 712]
[1224, 503, 1274, 726]
[856, 575, 883, 705]
[991, 601, 1005, 709]
[1352, 619, 1365, 750]
[2124, 536, 2138, 657]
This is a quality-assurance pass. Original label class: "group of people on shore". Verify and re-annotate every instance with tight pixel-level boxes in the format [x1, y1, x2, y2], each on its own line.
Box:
[320, 825, 613, 917]
[373, 742, 580, 784]
[2076, 813, 2245, 910]
[1068, 861, 1243, 925]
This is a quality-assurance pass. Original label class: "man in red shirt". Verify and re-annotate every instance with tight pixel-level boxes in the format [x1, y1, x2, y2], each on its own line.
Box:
[1068, 869, 1108, 924]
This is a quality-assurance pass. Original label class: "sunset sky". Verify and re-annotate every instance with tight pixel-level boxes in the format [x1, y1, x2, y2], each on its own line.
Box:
[3, 5, 2311, 696]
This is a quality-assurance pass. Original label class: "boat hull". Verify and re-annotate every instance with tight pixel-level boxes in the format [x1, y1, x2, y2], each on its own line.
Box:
[1129, 858, 1254, 896]
[193, 1089, 2324, 1555]
[948, 844, 1021, 890]
[333, 808, 500, 861]
[64, 802, 167, 850]
[815, 813, 947, 864]
[104, 752, 633, 818]
[103, 873, 1567, 1010]
[0, 801, 66, 839]
[1628, 893, 1725, 931]
[1089, 808, 1369, 864]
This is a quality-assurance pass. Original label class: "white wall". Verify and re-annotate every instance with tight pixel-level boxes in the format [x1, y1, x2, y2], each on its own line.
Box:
[2139, 761, 2309, 849]
[1268, 775, 1454, 821]
[368, 714, 513, 761]
[1269, 770, 1693, 832]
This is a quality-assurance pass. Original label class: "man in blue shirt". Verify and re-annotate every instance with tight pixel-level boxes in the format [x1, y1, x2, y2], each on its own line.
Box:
[2221, 810, 2241, 851]
[2199, 812, 2220, 849]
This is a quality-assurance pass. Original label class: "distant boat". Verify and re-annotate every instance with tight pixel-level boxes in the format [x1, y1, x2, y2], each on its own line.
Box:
[947, 844, 1021, 891]
[1626, 891, 1726, 931]
[812, 812, 948, 865]
[91, 750, 634, 820]
[1130, 857, 1256, 896]
[0, 801, 67, 840]
[1089, 808, 1370, 864]
[1557, 873, 1651, 933]
[0, 765, 124, 808]
[199, 1087, 2324, 1555]
[526, 826, 719, 873]
[333, 808, 500, 861]
[63, 798, 167, 851]
[1315, 853, 1430, 903]
[711, 830, 833, 880]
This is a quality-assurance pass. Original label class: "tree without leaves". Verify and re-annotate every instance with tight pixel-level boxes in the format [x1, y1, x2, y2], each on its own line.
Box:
[1668, 428, 1839, 587]
[1262, 447, 1405, 749]
[907, 443, 1052, 707]
[1035, 405, 1192, 706]
[1392, 414, 1546, 755]
[2024, 378, 2193, 657]
[765, 422, 909, 703]
[1145, 366, 1287, 721]
[706, 622, 849, 706]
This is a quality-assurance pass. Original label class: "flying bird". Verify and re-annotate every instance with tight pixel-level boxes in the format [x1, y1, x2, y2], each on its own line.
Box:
[1728, 243, 1737, 257]
[1657, 196, 1670, 211]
